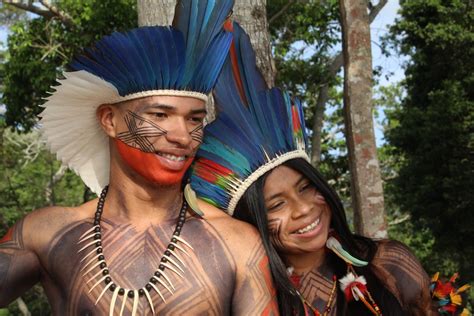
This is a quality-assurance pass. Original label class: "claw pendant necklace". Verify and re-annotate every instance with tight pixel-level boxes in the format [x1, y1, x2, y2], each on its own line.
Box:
[78, 185, 193, 316]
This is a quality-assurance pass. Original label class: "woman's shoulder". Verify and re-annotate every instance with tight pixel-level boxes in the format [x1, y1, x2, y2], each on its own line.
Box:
[373, 239, 419, 262]
[371, 239, 436, 314]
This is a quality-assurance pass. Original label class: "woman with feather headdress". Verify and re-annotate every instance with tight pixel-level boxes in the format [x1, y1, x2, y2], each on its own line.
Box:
[190, 20, 445, 316]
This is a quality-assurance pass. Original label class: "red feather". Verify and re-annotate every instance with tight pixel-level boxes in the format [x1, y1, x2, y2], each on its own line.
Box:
[344, 282, 368, 302]
[291, 105, 301, 132]
[199, 159, 234, 177]
[194, 164, 219, 182]
[434, 280, 455, 297]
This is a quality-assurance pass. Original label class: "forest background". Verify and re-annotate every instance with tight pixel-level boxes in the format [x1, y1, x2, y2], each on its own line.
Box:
[0, 0, 472, 314]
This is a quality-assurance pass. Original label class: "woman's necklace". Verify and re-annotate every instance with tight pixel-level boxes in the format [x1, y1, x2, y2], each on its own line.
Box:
[77, 186, 193, 316]
[289, 267, 337, 316]
[298, 275, 337, 316]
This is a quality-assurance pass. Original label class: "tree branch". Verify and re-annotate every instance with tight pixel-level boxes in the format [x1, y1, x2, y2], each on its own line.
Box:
[388, 214, 411, 226]
[3, 0, 74, 27]
[16, 297, 31, 316]
[369, 0, 388, 24]
[3, 0, 55, 19]
[268, 0, 294, 25]
[39, 0, 74, 27]
[45, 164, 67, 205]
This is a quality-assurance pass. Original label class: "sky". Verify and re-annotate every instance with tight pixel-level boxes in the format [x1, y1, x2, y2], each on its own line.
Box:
[370, 0, 407, 145]
[371, 0, 407, 86]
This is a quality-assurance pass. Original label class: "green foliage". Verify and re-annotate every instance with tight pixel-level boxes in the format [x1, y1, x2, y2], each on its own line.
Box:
[1, 0, 137, 131]
[6, 286, 51, 316]
[384, 0, 474, 289]
[0, 120, 87, 313]
[268, 0, 340, 96]
[0, 3, 28, 27]
[0, 1, 135, 310]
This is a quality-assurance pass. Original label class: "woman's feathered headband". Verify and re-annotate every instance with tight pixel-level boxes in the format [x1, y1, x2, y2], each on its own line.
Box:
[190, 22, 310, 215]
[40, 0, 234, 194]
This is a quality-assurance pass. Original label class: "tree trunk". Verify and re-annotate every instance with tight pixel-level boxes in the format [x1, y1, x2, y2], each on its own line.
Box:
[310, 1, 387, 163]
[137, 0, 175, 26]
[339, 0, 387, 238]
[233, 0, 275, 86]
[310, 84, 328, 165]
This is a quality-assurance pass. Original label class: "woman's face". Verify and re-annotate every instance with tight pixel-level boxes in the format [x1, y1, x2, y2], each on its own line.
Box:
[263, 165, 331, 256]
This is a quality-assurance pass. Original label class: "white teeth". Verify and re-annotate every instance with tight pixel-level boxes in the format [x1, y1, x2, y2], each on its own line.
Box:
[296, 218, 320, 234]
[158, 153, 185, 161]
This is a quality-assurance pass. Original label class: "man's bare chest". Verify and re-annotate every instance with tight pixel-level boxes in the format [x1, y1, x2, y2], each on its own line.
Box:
[39, 219, 236, 315]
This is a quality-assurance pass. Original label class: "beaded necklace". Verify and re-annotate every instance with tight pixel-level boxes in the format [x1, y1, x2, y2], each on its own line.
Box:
[77, 186, 193, 316]
[297, 275, 337, 316]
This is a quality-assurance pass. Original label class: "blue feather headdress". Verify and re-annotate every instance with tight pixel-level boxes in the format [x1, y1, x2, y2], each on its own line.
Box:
[40, 0, 234, 194]
[190, 22, 310, 215]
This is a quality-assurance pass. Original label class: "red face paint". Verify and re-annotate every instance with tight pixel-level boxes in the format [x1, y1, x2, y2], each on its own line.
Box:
[114, 139, 193, 185]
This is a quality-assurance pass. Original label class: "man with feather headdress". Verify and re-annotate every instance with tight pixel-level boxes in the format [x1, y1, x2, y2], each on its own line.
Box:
[0, 1, 278, 315]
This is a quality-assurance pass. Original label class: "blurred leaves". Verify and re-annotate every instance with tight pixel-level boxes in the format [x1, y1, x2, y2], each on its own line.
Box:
[382, 0, 474, 298]
[1, 0, 137, 131]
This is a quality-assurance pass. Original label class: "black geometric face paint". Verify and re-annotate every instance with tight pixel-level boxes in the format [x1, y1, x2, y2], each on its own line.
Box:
[117, 110, 205, 154]
[117, 110, 167, 153]
[190, 124, 204, 144]
[268, 218, 285, 250]
[188, 123, 204, 157]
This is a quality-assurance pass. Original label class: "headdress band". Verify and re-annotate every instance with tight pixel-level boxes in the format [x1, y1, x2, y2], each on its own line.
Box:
[227, 149, 309, 215]
[110, 89, 208, 104]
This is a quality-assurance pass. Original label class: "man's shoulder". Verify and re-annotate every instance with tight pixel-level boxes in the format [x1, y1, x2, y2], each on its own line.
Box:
[27, 199, 95, 226]
[196, 199, 262, 249]
[22, 199, 97, 250]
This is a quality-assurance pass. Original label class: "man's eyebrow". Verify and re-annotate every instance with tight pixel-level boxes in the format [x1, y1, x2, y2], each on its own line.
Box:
[140, 104, 207, 115]
[190, 108, 207, 115]
[141, 103, 176, 111]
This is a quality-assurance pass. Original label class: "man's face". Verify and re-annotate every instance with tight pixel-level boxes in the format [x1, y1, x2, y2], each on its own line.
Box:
[113, 95, 206, 185]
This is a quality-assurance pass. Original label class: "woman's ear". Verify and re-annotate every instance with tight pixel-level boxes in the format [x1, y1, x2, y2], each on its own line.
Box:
[97, 104, 118, 137]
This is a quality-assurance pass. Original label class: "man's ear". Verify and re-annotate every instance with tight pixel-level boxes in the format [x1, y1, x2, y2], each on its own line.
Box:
[97, 104, 119, 138]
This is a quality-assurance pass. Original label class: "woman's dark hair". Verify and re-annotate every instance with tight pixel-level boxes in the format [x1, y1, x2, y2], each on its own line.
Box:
[235, 158, 404, 315]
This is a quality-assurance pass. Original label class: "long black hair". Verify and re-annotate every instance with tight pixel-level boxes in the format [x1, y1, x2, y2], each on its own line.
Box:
[235, 158, 405, 315]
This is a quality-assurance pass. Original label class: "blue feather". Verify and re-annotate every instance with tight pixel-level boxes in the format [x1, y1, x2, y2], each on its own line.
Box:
[173, 0, 234, 90]
[190, 20, 309, 212]
[69, 1, 231, 97]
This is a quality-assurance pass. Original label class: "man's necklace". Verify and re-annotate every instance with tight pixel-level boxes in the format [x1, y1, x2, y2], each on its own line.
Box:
[77, 185, 193, 316]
